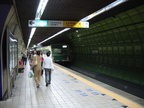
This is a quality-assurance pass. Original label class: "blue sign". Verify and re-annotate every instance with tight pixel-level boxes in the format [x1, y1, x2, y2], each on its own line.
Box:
[28, 20, 48, 27]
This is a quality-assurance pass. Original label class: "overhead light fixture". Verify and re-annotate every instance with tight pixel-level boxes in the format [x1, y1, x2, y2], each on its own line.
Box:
[27, 28, 36, 47]
[80, 0, 128, 21]
[10, 37, 17, 42]
[36, 0, 49, 19]
[35, 0, 128, 47]
[37, 28, 70, 45]
[27, 0, 49, 48]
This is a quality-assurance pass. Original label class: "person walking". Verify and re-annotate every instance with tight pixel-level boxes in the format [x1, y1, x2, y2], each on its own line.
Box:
[30, 50, 37, 72]
[21, 52, 27, 65]
[40, 51, 44, 76]
[32, 51, 41, 88]
[43, 51, 54, 86]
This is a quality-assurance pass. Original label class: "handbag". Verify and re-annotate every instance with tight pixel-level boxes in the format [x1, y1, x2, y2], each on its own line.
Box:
[28, 70, 34, 78]
[34, 56, 38, 66]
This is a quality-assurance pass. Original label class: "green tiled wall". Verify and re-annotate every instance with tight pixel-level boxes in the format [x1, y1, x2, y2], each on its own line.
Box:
[67, 5, 144, 86]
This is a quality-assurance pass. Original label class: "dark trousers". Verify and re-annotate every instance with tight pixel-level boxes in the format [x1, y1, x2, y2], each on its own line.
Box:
[44, 68, 52, 84]
[41, 62, 43, 75]
[22, 59, 27, 65]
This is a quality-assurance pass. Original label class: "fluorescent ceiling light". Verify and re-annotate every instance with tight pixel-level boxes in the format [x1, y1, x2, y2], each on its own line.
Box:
[27, 0, 49, 48]
[29, 28, 36, 39]
[37, 28, 70, 45]
[35, 0, 128, 46]
[36, 0, 48, 19]
[27, 28, 36, 47]
[80, 0, 128, 21]
[10, 37, 17, 42]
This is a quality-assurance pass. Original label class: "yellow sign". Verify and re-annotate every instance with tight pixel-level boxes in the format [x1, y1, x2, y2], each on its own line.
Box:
[64, 21, 89, 28]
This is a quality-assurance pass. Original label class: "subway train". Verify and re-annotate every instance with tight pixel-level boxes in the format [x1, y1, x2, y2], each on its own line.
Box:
[37, 44, 71, 62]
[0, 28, 18, 99]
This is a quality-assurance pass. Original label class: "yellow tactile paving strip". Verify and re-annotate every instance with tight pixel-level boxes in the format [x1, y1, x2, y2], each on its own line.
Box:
[54, 64, 143, 108]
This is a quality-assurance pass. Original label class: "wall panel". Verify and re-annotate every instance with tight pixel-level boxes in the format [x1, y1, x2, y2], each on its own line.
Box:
[68, 5, 144, 86]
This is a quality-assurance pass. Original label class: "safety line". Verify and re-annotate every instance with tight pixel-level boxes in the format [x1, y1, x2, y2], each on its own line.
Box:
[54, 64, 143, 108]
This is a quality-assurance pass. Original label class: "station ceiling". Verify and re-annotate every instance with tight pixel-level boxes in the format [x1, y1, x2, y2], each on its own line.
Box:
[1, 0, 144, 47]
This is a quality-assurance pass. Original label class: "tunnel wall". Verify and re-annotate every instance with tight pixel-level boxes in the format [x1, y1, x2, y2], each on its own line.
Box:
[3, 5, 25, 52]
[67, 5, 144, 86]
[0, 5, 25, 99]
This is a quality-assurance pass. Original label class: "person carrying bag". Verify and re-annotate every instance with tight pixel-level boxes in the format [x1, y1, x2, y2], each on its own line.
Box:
[32, 51, 41, 88]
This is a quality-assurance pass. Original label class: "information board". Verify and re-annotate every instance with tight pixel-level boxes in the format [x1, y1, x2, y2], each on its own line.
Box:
[28, 20, 89, 28]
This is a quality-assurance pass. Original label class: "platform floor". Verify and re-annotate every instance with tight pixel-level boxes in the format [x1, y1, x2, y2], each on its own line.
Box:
[0, 62, 144, 108]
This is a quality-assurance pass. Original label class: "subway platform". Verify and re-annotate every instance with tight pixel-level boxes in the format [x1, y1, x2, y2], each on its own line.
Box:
[0, 62, 144, 108]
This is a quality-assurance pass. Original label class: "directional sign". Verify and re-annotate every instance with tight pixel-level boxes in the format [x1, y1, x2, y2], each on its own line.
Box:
[28, 20, 89, 28]
[63, 21, 89, 28]
[28, 20, 48, 27]
[48, 21, 63, 27]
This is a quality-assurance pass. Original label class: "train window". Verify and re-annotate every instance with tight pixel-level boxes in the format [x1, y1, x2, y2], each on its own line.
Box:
[53, 49, 62, 54]
[53, 48, 69, 54]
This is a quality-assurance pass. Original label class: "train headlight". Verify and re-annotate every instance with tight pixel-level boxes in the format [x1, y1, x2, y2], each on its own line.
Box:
[62, 45, 67, 48]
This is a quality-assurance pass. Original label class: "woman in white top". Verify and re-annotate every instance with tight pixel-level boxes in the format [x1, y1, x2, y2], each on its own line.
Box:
[43, 51, 54, 86]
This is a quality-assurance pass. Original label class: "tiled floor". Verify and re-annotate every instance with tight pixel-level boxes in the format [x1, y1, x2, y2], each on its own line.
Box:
[0, 62, 144, 108]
